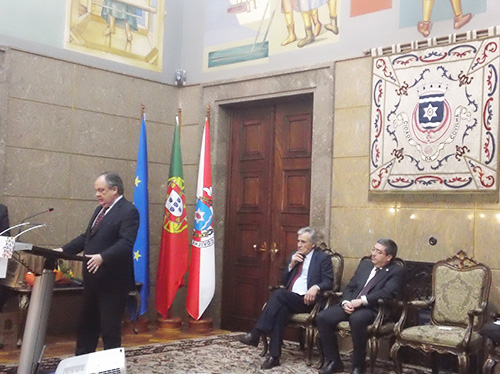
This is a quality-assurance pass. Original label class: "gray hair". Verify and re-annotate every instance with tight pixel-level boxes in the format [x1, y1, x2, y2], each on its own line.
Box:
[377, 238, 398, 258]
[297, 226, 319, 245]
[100, 171, 124, 195]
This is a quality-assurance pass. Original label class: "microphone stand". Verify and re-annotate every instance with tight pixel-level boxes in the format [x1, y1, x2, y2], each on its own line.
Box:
[17, 209, 53, 236]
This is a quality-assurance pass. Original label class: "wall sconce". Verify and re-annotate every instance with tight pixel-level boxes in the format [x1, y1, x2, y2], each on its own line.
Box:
[174, 69, 186, 87]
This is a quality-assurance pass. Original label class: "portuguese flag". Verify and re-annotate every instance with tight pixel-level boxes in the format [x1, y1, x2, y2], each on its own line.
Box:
[155, 117, 189, 319]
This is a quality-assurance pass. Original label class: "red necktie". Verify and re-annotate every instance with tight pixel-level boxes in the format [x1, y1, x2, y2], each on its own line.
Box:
[288, 262, 303, 291]
[357, 268, 381, 298]
[91, 208, 108, 234]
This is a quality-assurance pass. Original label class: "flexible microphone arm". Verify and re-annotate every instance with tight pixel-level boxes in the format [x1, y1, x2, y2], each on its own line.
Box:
[17, 208, 54, 235]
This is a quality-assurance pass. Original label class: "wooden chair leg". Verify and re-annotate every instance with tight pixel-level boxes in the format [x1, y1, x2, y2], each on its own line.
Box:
[390, 342, 403, 374]
[457, 352, 469, 374]
[368, 336, 378, 374]
[305, 327, 314, 366]
[483, 356, 495, 374]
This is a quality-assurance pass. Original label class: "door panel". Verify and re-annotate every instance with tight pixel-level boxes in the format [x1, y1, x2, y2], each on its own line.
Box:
[222, 95, 313, 332]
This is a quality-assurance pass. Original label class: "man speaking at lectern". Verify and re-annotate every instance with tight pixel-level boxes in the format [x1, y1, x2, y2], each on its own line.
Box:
[59, 171, 139, 355]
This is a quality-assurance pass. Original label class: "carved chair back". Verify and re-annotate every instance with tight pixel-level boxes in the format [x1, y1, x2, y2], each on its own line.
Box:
[431, 250, 491, 329]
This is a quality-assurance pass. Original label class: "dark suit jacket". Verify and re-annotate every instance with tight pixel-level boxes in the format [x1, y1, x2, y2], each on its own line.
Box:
[281, 247, 334, 292]
[0, 204, 10, 236]
[62, 197, 139, 292]
[341, 257, 404, 308]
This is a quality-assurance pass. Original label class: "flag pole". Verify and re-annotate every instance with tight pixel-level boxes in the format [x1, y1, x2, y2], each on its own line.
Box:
[126, 103, 151, 333]
[155, 112, 189, 333]
[187, 104, 214, 333]
[177, 107, 182, 137]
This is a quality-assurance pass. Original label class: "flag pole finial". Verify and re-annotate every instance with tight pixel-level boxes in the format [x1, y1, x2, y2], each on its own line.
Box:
[177, 107, 182, 136]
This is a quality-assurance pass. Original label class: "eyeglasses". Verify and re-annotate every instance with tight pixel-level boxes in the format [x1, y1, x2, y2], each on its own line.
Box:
[371, 247, 386, 256]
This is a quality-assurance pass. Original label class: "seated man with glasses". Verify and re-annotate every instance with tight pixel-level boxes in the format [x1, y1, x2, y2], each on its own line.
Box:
[316, 238, 403, 374]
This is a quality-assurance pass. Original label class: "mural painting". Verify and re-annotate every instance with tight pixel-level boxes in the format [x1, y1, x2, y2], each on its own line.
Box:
[400, 0, 487, 38]
[65, 0, 165, 71]
[205, 0, 491, 72]
[206, 0, 340, 68]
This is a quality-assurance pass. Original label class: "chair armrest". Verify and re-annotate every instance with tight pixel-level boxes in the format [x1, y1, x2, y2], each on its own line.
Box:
[461, 307, 485, 347]
[322, 291, 342, 309]
[405, 298, 434, 309]
[394, 297, 435, 337]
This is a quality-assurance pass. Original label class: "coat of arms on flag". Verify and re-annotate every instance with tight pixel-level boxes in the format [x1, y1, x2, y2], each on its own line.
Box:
[369, 34, 500, 192]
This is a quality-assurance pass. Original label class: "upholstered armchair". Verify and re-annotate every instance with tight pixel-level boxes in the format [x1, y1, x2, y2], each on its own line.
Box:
[317, 256, 406, 374]
[391, 250, 491, 374]
[261, 242, 344, 366]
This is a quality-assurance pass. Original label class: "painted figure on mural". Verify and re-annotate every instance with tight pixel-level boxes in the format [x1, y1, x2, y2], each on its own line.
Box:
[418, 0, 472, 37]
[280, 0, 338, 48]
[101, 0, 139, 45]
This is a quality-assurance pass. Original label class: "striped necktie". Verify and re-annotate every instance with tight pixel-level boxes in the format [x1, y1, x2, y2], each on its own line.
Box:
[91, 207, 108, 234]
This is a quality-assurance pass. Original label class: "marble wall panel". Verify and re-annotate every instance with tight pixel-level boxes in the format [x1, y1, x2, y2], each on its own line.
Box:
[332, 157, 371, 207]
[147, 162, 170, 206]
[146, 120, 173, 165]
[180, 123, 202, 166]
[179, 85, 203, 125]
[70, 110, 138, 160]
[4, 148, 71, 198]
[333, 106, 370, 158]
[394, 208, 474, 263]
[127, 79, 179, 124]
[148, 203, 165, 246]
[8, 51, 74, 107]
[331, 207, 395, 259]
[369, 192, 477, 209]
[72, 65, 133, 116]
[6, 99, 73, 153]
[334, 57, 372, 110]
[475, 210, 500, 270]
[67, 154, 135, 201]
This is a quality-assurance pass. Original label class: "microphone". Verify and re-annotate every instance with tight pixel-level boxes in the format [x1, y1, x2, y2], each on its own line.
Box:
[17, 208, 54, 235]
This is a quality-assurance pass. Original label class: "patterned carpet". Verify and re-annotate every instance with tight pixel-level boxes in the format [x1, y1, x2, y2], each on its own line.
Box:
[0, 333, 432, 374]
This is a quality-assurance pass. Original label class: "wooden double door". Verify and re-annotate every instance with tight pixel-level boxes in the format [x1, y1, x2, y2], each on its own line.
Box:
[221, 94, 313, 332]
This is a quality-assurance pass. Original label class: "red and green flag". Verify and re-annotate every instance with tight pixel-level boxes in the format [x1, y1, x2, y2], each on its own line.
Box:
[155, 117, 189, 319]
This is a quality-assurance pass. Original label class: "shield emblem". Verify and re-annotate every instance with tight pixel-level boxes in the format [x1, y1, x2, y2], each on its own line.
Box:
[418, 87, 446, 130]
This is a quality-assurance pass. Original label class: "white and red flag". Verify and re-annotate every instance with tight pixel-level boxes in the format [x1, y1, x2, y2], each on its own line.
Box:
[186, 117, 215, 320]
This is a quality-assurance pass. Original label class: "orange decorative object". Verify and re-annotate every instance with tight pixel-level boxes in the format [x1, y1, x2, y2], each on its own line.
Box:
[25, 272, 35, 287]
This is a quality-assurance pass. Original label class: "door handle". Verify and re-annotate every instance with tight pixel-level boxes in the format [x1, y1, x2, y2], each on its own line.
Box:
[253, 242, 267, 252]
[271, 242, 279, 254]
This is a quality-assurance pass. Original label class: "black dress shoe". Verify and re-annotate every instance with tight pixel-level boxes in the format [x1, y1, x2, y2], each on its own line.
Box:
[351, 367, 364, 374]
[261, 356, 280, 369]
[319, 360, 344, 374]
[238, 332, 259, 347]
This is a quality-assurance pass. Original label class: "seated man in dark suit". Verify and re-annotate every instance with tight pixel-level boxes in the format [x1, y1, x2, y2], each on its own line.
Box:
[481, 321, 500, 344]
[0, 203, 10, 236]
[316, 238, 403, 374]
[239, 226, 334, 370]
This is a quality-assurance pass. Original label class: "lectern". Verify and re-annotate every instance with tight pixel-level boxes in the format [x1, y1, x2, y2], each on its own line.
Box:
[13, 244, 86, 374]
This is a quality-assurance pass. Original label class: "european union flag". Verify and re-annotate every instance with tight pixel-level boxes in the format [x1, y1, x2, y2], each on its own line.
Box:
[131, 113, 150, 319]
